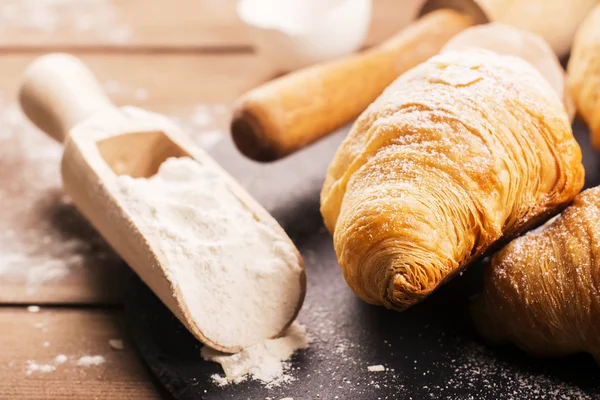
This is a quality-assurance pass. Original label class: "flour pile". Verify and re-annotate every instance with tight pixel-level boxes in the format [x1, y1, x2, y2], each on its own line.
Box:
[114, 157, 304, 351]
[202, 322, 309, 388]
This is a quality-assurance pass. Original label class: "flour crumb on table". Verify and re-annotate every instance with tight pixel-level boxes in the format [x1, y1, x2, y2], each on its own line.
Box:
[108, 338, 124, 350]
[367, 365, 385, 372]
[76, 355, 106, 367]
[210, 373, 229, 387]
[201, 322, 309, 388]
[54, 354, 67, 364]
[27, 305, 40, 313]
[0, 0, 133, 43]
[25, 360, 55, 374]
[114, 157, 304, 350]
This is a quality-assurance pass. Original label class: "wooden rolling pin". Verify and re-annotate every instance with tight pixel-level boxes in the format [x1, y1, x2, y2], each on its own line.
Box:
[19, 54, 306, 353]
[232, 0, 596, 161]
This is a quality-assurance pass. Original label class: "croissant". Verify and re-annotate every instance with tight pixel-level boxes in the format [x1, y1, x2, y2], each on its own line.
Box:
[567, 4, 600, 149]
[320, 49, 584, 311]
[472, 187, 600, 361]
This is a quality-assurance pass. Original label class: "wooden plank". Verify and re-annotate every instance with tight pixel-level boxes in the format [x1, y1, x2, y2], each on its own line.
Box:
[0, 307, 160, 399]
[0, 0, 247, 49]
[0, 53, 268, 305]
[0, 0, 424, 50]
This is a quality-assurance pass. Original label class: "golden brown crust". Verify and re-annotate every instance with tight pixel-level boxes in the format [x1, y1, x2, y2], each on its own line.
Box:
[472, 187, 600, 361]
[320, 49, 584, 311]
[567, 4, 600, 150]
[442, 23, 575, 122]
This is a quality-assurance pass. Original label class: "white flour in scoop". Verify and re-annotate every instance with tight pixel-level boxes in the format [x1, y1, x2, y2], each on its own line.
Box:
[113, 157, 304, 350]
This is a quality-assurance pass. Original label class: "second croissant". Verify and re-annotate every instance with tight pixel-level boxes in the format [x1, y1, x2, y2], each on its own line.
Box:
[321, 49, 584, 311]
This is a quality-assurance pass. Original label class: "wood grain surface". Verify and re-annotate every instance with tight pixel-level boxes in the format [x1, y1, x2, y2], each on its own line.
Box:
[0, 0, 423, 50]
[0, 0, 423, 398]
[0, 308, 160, 399]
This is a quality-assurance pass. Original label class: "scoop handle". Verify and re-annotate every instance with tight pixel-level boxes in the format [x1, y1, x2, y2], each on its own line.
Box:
[19, 53, 114, 143]
[231, 9, 475, 162]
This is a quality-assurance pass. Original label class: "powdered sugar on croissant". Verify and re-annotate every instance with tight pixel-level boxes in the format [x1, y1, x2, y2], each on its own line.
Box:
[320, 49, 584, 311]
[472, 186, 600, 361]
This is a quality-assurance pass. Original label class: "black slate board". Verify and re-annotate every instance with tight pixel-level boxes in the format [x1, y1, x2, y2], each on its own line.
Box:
[125, 122, 600, 400]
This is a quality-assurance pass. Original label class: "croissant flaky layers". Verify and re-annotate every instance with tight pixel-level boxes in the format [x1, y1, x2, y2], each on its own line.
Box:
[567, 4, 600, 150]
[472, 187, 600, 361]
[320, 49, 584, 311]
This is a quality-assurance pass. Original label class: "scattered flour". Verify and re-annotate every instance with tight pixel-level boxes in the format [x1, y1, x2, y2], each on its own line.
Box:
[0, 241, 97, 295]
[168, 104, 230, 150]
[0, 98, 122, 295]
[114, 157, 304, 350]
[210, 373, 229, 387]
[42, 342, 50, 348]
[54, 354, 67, 364]
[27, 305, 40, 313]
[25, 360, 55, 374]
[76, 355, 106, 367]
[26, 354, 105, 374]
[202, 322, 309, 388]
[0, 0, 132, 43]
[101, 82, 228, 149]
[429, 341, 598, 399]
[108, 339, 124, 350]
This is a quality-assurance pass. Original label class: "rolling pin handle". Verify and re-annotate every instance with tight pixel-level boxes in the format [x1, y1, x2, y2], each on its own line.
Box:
[19, 53, 114, 143]
[231, 9, 476, 162]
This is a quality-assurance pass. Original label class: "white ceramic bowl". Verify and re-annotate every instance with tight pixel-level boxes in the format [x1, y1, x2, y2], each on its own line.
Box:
[237, 0, 372, 72]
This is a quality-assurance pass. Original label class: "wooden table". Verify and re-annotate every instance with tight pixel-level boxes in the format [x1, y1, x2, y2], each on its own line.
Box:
[0, 1, 422, 398]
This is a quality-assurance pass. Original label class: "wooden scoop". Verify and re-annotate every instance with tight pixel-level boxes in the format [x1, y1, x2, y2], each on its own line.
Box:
[231, 0, 595, 161]
[19, 53, 306, 353]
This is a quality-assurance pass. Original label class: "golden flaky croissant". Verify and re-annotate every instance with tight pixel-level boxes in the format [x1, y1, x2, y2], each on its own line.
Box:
[320, 49, 584, 311]
[567, 4, 600, 150]
[472, 187, 600, 361]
